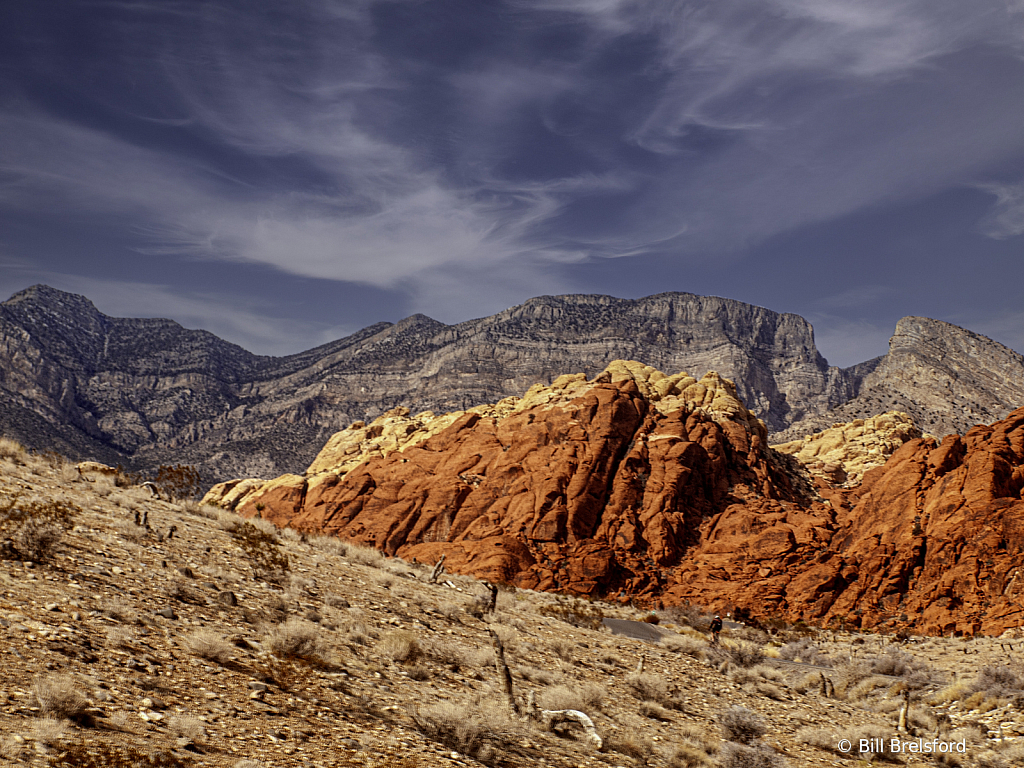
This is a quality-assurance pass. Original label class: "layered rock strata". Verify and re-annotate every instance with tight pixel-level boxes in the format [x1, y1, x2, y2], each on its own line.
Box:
[0, 286, 852, 480]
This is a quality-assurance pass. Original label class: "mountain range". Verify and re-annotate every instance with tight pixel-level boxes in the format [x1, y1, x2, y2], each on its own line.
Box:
[1, 284, 1022, 482]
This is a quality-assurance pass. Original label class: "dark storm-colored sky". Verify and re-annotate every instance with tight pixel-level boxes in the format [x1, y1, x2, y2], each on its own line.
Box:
[2, 1, 1023, 367]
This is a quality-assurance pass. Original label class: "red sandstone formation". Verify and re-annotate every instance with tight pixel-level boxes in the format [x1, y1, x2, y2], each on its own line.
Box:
[222, 362, 1024, 636]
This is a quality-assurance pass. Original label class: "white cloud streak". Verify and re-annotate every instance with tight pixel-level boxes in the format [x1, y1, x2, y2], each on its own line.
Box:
[3, 0, 1024, 334]
[977, 182, 1024, 239]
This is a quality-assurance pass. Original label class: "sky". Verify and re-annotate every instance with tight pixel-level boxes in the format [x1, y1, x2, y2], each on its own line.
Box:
[1, 0, 1023, 368]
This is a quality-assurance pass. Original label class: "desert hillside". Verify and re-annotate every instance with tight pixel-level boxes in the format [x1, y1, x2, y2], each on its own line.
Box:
[3, 443, 1024, 767]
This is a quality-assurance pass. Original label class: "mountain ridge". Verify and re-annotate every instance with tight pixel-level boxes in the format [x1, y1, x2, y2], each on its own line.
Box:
[1, 284, 1021, 482]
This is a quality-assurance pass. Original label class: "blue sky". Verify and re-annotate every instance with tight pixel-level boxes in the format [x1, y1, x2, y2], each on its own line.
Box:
[2, 0, 1023, 366]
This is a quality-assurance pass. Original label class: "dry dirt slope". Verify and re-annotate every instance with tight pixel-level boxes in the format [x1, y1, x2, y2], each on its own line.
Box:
[2, 446, 1024, 767]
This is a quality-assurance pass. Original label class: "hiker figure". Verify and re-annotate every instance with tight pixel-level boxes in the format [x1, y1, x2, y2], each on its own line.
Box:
[710, 615, 723, 644]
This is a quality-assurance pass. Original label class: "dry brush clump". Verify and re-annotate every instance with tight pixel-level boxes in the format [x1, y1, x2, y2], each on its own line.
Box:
[662, 633, 707, 658]
[33, 675, 88, 721]
[0, 436, 27, 463]
[777, 637, 832, 666]
[346, 542, 385, 567]
[625, 673, 670, 705]
[538, 683, 604, 715]
[263, 618, 330, 665]
[718, 742, 787, 768]
[605, 734, 655, 765]
[719, 705, 768, 745]
[670, 722, 720, 767]
[708, 640, 765, 669]
[537, 597, 605, 629]
[230, 520, 289, 583]
[0, 494, 80, 562]
[183, 629, 233, 664]
[662, 602, 715, 632]
[377, 630, 422, 664]
[411, 698, 523, 766]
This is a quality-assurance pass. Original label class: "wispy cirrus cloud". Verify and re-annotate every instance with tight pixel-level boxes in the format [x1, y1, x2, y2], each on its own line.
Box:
[2, 0, 1024, 359]
[977, 182, 1024, 239]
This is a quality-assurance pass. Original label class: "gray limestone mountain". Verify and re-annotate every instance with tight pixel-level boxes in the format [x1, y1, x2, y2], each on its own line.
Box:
[0, 284, 1021, 482]
[771, 316, 1024, 443]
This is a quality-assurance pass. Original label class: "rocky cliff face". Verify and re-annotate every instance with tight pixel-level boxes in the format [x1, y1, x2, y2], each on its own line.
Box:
[0, 285, 850, 480]
[208, 365, 1024, 635]
[3, 286, 1022, 484]
[775, 317, 1024, 442]
[212, 361, 806, 598]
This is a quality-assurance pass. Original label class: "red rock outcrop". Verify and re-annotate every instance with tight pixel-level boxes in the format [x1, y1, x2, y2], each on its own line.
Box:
[212, 361, 1024, 635]
[665, 407, 1024, 636]
[229, 362, 818, 597]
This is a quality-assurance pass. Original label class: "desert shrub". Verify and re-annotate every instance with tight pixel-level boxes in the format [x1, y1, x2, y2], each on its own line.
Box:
[848, 725, 899, 762]
[35, 717, 70, 748]
[626, 673, 669, 704]
[538, 598, 605, 630]
[870, 648, 916, 677]
[0, 436, 26, 463]
[0, 495, 79, 562]
[970, 665, 1024, 697]
[642, 613, 660, 624]
[846, 674, 894, 701]
[517, 665, 557, 685]
[345, 621, 375, 647]
[962, 690, 1001, 712]
[549, 638, 574, 663]
[719, 742, 787, 768]
[154, 464, 201, 501]
[168, 714, 205, 743]
[668, 742, 716, 768]
[606, 735, 655, 765]
[115, 521, 149, 542]
[792, 670, 822, 694]
[183, 630, 233, 664]
[407, 664, 432, 681]
[310, 536, 348, 557]
[719, 705, 767, 744]
[796, 727, 839, 752]
[34, 675, 87, 721]
[538, 683, 603, 714]
[663, 602, 714, 631]
[347, 543, 385, 567]
[663, 634, 706, 657]
[677, 723, 719, 755]
[411, 699, 522, 765]
[639, 701, 672, 720]
[707, 640, 764, 669]
[230, 520, 289, 583]
[377, 630, 422, 664]
[778, 637, 832, 666]
[46, 742, 187, 766]
[263, 619, 329, 664]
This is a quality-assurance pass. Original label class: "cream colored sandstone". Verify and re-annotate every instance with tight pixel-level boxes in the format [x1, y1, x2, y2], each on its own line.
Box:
[771, 411, 920, 485]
